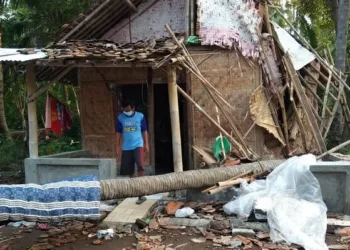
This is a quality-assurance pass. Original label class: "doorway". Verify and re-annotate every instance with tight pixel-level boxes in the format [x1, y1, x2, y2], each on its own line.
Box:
[119, 83, 189, 175]
[154, 83, 189, 174]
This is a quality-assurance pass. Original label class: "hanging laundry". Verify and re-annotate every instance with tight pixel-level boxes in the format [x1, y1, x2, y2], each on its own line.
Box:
[45, 93, 72, 135]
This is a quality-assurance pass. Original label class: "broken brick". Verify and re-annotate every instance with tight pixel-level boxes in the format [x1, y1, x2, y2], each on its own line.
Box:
[335, 227, 350, 236]
[158, 218, 170, 226]
[165, 201, 184, 215]
[149, 219, 160, 230]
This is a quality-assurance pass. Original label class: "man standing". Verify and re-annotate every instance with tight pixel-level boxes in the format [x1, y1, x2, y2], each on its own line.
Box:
[116, 100, 149, 177]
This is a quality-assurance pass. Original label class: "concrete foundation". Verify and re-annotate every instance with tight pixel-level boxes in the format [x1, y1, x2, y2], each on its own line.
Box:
[25, 157, 117, 184]
[311, 162, 350, 215]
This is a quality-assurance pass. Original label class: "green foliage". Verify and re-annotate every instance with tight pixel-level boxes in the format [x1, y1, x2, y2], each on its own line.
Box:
[7, 0, 96, 47]
[0, 0, 88, 158]
[39, 137, 82, 156]
[0, 139, 26, 165]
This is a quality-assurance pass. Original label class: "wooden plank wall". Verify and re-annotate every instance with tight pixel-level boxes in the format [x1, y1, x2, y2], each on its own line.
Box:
[189, 48, 264, 168]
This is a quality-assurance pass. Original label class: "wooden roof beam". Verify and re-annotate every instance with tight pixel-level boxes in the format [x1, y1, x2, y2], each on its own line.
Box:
[27, 66, 74, 103]
[59, 0, 112, 42]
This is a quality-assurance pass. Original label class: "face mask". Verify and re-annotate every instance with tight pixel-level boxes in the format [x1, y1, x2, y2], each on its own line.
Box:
[123, 111, 133, 116]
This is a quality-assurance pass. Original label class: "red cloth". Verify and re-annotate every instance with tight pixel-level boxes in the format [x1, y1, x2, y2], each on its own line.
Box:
[50, 98, 62, 135]
[45, 94, 72, 135]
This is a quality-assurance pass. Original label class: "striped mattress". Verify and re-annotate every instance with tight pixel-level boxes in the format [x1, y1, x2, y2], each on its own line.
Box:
[0, 175, 101, 222]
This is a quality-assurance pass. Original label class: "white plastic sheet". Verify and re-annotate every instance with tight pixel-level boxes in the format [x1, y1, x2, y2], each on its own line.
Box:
[272, 22, 316, 70]
[175, 207, 195, 218]
[223, 154, 328, 250]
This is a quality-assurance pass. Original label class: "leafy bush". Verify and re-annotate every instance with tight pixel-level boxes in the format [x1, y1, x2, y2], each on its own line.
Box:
[0, 139, 26, 165]
[39, 137, 82, 156]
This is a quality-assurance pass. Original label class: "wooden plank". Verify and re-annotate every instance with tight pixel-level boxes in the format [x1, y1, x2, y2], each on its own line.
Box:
[328, 218, 350, 227]
[27, 66, 74, 103]
[283, 55, 327, 152]
[102, 197, 158, 226]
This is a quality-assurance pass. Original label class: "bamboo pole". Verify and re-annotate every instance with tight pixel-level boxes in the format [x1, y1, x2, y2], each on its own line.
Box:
[309, 61, 338, 91]
[262, 3, 277, 60]
[340, 93, 350, 131]
[283, 55, 327, 152]
[277, 91, 290, 154]
[303, 68, 338, 101]
[320, 68, 333, 133]
[176, 85, 256, 160]
[164, 24, 257, 158]
[168, 65, 183, 172]
[323, 78, 345, 139]
[217, 178, 248, 187]
[215, 106, 226, 160]
[316, 140, 350, 160]
[26, 64, 38, 158]
[298, 73, 333, 115]
[148, 68, 155, 170]
[273, 6, 350, 92]
[203, 170, 253, 193]
[291, 100, 308, 152]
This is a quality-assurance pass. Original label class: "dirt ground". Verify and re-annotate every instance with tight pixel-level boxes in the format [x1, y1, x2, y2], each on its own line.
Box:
[0, 223, 342, 250]
[0, 226, 227, 250]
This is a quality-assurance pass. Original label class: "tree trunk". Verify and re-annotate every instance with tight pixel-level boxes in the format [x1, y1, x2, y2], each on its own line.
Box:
[329, 0, 350, 148]
[0, 31, 10, 140]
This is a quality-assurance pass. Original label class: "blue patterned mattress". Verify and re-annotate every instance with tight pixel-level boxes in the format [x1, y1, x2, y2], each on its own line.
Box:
[0, 175, 101, 222]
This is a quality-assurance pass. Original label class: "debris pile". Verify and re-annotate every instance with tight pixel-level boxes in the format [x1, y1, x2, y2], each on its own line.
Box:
[160, 10, 350, 163]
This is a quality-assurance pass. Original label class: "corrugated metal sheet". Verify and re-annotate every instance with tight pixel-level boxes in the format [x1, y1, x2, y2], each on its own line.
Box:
[0, 49, 47, 62]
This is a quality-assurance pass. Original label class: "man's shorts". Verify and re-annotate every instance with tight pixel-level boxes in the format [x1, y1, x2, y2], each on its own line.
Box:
[120, 147, 144, 176]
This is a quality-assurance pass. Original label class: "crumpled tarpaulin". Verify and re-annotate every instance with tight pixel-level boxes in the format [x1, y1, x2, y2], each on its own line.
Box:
[197, 0, 261, 58]
[223, 155, 327, 250]
[0, 175, 100, 222]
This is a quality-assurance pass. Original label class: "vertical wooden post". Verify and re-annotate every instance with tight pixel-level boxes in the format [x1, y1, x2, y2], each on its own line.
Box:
[147, 68, 155, 170]
[26, 64, 38, 158]
[167, 65, 183, 172]
[185, 0, 190, 38]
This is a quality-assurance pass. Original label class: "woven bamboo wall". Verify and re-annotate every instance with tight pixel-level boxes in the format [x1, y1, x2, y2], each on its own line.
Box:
[80, 72, 115, 158]
[103, 0, 185, 43]
[80, 67, 170, 163]
[189, 48, 264, 167]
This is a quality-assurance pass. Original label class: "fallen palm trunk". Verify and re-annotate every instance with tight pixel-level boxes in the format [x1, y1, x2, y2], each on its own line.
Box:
[100, 160, 284, 200]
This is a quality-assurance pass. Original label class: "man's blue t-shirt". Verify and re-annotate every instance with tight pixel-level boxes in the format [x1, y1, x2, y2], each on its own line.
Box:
[116, 112, 147, 150]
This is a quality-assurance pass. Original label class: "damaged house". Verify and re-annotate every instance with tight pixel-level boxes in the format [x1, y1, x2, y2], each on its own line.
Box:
[3, 0, 347, 183]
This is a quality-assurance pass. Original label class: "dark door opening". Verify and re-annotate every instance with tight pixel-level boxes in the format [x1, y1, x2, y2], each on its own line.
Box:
[120, 84, 148, 119]
[154, 83, 189, 174]
[119, 83, 189, 175]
